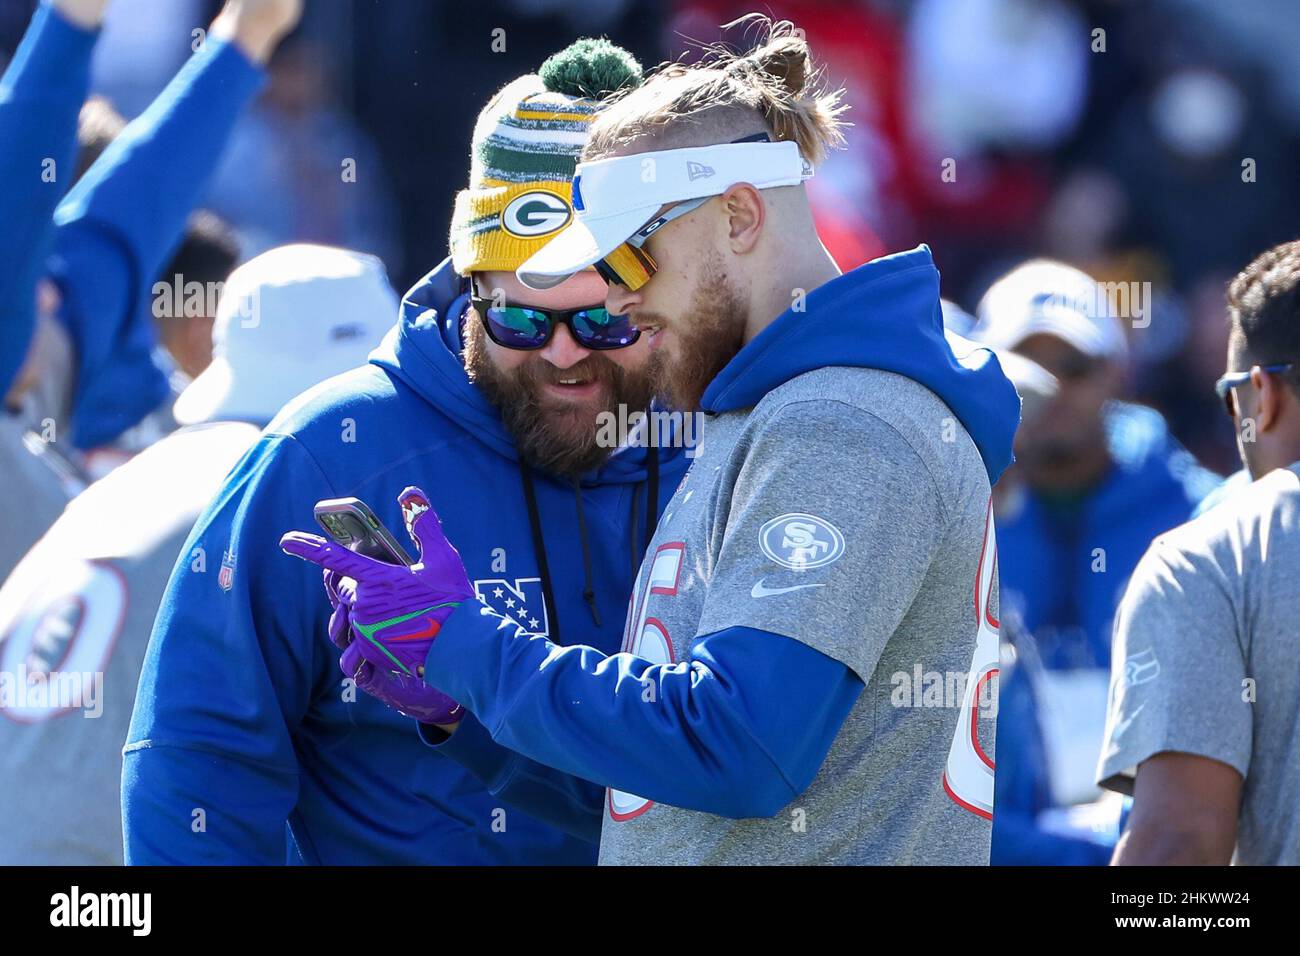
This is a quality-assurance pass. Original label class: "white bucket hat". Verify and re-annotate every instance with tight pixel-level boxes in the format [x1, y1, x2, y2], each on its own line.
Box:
[173, 244, 399, 426]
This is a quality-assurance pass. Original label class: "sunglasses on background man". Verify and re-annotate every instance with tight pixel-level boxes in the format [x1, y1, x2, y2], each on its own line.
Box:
[1214, 363, 1294, 417]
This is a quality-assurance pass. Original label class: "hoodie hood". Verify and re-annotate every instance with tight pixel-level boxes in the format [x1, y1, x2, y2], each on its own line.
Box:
[369, 256, 667, 485]
[701, 245, 1020, 484]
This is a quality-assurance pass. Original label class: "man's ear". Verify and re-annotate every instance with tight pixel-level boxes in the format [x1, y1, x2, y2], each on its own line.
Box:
[721, 183, 765, 255]
[1251, 365, 1285, 433]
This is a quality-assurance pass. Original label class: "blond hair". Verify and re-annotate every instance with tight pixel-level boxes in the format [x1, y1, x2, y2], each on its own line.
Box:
[584, 16, 848, 166]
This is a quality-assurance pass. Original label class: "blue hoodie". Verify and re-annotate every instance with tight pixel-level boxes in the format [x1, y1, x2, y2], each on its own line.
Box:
[0, 2, 263, 446]
[122, 258, 689, 864]
[994, 401, 1219, 672]
[418, 245, 1020, 830]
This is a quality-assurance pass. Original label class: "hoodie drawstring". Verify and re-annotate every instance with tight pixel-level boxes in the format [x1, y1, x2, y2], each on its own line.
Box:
[628, 488, 639, 581]
[627, 449, 661, 579]
[644, 447, 659, 553]
[517, 450, 662, 639]
[572, 482, 601, 627]
[517, 460, 561, 644]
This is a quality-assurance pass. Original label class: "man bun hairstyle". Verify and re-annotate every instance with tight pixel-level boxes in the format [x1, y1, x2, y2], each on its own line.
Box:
[585, 16, 848, 166]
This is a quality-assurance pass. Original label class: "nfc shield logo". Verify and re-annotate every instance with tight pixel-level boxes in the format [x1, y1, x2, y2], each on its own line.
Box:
[501, 190, 572, 238]
[474, 577, 550, 638]
[759, 513, 845, 571]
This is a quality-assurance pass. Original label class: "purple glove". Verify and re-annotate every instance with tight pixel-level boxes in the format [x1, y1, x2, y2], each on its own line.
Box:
[323, 569, 353, 650]
[281, 485, 474, 698]
[338, 639, 464, 725]
[324, 569, 464, 723]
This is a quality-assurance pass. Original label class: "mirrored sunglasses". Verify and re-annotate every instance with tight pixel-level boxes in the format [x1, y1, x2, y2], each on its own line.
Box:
[470, 292, 639, 351]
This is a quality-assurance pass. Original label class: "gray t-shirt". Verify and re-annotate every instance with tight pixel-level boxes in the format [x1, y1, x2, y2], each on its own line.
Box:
[1097, 463, 1300, 865]
[0, 421, 260, 864]
[597, 367, 999, 865]
[0, 316, 83, 582]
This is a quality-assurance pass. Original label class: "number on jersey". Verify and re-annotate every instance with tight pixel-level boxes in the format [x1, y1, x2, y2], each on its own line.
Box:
[608, 542, 685, 821]
[942, 499, 999, 819]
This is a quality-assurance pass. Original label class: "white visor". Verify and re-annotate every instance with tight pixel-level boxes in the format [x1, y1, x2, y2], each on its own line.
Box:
[516, 140, 812, 289]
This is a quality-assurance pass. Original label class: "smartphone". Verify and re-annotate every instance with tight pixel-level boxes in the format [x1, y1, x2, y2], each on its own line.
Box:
[314, 497, 414, 566]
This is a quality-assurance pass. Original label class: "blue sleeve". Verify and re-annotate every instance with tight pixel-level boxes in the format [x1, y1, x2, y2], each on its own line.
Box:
[48, 35, 264, 448]
[0, 2, 97, 395]
[423, 610, 864, 819]
[417, 715, 604, 844]
[122, 434, 337, 864]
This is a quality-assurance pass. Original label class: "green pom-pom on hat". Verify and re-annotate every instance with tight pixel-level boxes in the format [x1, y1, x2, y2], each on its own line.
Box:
[539, 38, 642, 100]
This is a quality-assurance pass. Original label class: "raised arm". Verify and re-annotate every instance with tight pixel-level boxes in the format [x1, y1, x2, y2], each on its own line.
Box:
[0, 0, 105, 396]
[49, 0, 301, 447]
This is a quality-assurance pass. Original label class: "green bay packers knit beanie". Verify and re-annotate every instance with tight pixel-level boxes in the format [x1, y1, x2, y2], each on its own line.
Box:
[449, 38, 642, 276]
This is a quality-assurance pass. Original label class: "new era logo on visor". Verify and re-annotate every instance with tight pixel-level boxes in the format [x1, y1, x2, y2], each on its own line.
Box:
[501, 190, 572, 238]
[687, 161, 715, 181]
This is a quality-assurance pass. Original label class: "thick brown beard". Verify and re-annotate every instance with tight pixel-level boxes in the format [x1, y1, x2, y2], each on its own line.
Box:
[464, 315, 657, 479]
[650, 251, 749, 412]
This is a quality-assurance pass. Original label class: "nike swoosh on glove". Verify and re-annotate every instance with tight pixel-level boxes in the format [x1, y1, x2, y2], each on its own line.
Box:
[322, 563, 464, 723]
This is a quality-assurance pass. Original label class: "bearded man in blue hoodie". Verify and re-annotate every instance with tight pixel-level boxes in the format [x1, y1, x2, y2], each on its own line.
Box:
[285, 21, 1021, 864]
[122, 40, 686, 865]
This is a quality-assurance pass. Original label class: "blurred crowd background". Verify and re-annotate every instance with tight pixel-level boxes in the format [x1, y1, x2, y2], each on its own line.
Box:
[3, 0, 1298, 865]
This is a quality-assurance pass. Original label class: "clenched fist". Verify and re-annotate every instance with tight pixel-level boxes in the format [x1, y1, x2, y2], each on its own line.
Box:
[50, 0, 111, 30]
[209, 0, 303, 64]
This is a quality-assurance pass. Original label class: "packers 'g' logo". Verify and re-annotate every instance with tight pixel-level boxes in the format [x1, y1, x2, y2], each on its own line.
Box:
[501, 190, 572, 237]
